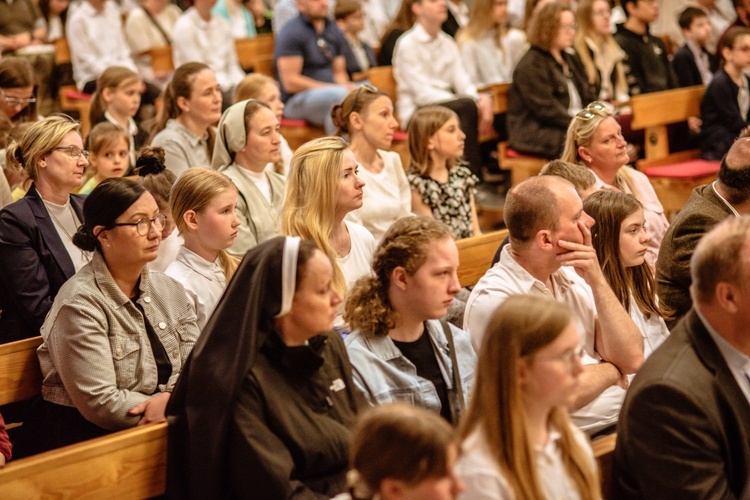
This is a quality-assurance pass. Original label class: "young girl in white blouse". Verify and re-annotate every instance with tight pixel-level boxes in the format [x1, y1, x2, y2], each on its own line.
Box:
[166, 167, 240, 331]
[332, 85, 412, 243]
[583, 190, 671, 358]
[456, 295, 600, 499]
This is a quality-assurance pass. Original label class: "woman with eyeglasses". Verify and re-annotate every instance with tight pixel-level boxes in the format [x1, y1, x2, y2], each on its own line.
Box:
[456, 295, 601, 499]
[507, 2, 597, 158]
[14, 177, 199, 458]
[0, 57, 38, 130]
[561, 101, 668, 268]
[0, 114, 89, 343]
[331, 85, 411, 243]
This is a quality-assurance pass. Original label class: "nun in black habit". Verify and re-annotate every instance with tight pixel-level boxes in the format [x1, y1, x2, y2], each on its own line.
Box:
[166, 236, 365, 499]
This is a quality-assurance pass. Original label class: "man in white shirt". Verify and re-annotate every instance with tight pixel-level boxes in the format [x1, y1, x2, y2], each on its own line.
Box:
[393, 0, 493, 175]
[464, 175, 644, 435]
[172, 0, 246, 104]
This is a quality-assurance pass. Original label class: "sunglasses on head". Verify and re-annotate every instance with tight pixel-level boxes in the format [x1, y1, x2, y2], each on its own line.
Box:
[576, 101, 609, 121]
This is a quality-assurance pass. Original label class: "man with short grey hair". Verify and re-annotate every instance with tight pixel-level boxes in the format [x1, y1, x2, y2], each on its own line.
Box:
[615, 216, 750, 498]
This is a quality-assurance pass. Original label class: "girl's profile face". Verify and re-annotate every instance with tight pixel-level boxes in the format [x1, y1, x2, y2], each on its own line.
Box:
[428, 116, 465, 161]
[492, 0, 508, 26]
[104, 79, 142, 119]
[257, 82, 284, 121]
[91, 136, 129, 180]
[0, 85, 34, 119]
[590, 0, 611, 37]
[618, 208, 649, 268]
[724, 35, 750, 69]
[192, 188, 240, 254]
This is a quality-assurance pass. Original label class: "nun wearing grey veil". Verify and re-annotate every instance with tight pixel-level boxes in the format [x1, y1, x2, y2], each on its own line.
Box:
[212, 99, 286, 257]
[166, 236, 365, 499]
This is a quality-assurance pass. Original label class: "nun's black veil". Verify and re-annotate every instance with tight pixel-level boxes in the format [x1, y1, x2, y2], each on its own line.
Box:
[166, 236, 296, 499]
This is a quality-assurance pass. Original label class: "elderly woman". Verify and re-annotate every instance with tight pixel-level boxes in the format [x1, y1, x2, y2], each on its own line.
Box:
[167, 236, 364, 498]
[14, 178, 199, 457]
[561, 101, 669, 268]
[212, 99, 285, 256]
[0, 114, 88, 343]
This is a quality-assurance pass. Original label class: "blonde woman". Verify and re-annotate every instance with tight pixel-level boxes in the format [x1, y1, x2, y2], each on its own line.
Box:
[456, 295, 601, 499]
[456, 0, 528, 87]
[166, 168, 241, 330]
[574, 0, 629, 103]
[281, 136, 376, 297]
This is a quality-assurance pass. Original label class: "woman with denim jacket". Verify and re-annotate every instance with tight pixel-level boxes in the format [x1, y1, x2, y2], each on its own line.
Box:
[344, 216, 476, 425]
[14, 178, 199, 458]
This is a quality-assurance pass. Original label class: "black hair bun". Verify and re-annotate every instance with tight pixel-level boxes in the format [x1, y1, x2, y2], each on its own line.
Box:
[72, 224, 99, 252]
[135, 156, 166, 176]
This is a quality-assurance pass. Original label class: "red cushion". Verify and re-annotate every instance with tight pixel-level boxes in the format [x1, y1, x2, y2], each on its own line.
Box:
[63, 89, 92, 101]
[280, 117, 309, 128]
[506, 147, 541, 159]
[393, 130, 408, 141]
[643, 159, 720, 179]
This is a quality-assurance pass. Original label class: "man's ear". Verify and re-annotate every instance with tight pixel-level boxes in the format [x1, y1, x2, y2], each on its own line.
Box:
[715, 281, 740, 314]
[535, 229, 555, 251]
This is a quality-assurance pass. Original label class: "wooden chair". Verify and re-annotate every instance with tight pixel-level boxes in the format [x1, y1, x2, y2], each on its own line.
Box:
[235, 34, 275, 76]
[53, 37, 93, 138]
[630, 85, 719, 217]
[0, 422, 168, 498]
[148, 45, 174, 74]
[592, 433, 617, 499]
[0, 336, 43, 407]
[481, 83, 546, 185]
[456, 229, 508, 288]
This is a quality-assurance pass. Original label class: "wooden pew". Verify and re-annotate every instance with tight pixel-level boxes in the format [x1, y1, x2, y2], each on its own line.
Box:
[53, 37, 93, 138]
[456, 229, 508, 288]
[0, 337, 43, 407]
[0, 422, 168, 498]
[630, 85, 719, 217]
[148, 45, 174, 74]
[592, 433, 617, 499]
[235, 34, 275, 76]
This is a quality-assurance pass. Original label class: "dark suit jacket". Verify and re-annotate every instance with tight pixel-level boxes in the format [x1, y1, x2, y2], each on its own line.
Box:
[614, 310, 750, 498]
[672, 44, 718, 88]
[0, 184, 85, 343]
[655, 184, 732, 328]
[441, 9, 460, 38]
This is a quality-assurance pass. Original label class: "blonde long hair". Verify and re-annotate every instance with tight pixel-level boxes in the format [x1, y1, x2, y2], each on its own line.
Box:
[457, 0, 510, 48]
[459, 295, 601, 500]
[573, 0, 627, 94]
[281, 136, 350, 294]
[170, 167, 240, 281]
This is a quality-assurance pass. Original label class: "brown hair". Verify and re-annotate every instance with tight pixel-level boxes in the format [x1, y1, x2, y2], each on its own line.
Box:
[0, 57, 38, 123]
[457, 0, 510, 47]
[539, 159, 597, 196]
[344, 216, 453, 337]
[527, 2, 571, 51]
[348, 404, 458, 499]
[408, 106, 460, 176]
[134, 146, 177, 207]
[718, 26, 750, 67]
[334, 0, 362, 20]
[85, 121, 130, 156]
[583, 190, 674, 320]
[89, 66, 142, 126]
[331, 84, 389, 136]
[379, 0, 416, 47]
[150, 62, 217, 155]
[503, 175, 563, 247]
[459, 295, 601, 500]
[170, 167, 240, 281]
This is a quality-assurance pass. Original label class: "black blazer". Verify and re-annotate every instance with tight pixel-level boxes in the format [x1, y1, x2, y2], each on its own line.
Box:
[0, 184, 85, 343]
[614, 310, 750, 498]
[672, 44, 718, 88]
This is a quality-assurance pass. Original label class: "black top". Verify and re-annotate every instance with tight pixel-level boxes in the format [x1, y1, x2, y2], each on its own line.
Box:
[377, 28, 406, 67]
[393, 329, 451, 422]
[132, 298, 172, 387]
[613, 23, 677, 95]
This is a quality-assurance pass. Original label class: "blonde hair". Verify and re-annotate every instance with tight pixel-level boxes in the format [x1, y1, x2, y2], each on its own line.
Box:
[89, 66, 142, 127]
[560, 103, 635, 194]
[345, 217, 453, 336]
[233, 73, 276, 103]
[457, 0, 510, 48]
[281, 136, 351, 294]
[170, 168, 240, 281]
[574, 0, 628, 93]
[459, 295, 601, 500]
[5, 113, 80, 180]
[408, 106, 460, 176]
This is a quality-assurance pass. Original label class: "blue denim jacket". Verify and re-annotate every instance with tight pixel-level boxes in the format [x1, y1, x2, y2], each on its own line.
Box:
[345, 320, 476, 424]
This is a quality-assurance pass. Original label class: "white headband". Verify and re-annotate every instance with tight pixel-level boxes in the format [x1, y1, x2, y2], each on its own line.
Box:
[275, 236, 301, 318]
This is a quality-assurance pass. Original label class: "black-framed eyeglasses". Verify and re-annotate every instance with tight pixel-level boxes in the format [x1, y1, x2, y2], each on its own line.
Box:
[576, 101, 609, 121]
[0, 88, 36, 105]
[112, 214, 167, 236]
[53, 145, 90, 161]
[316, 37, 333, 61]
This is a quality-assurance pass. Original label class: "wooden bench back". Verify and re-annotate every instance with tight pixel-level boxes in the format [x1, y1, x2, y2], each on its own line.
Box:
[629, 85, 705, 160]
[592, 433, 617, 499]
[149, 45, 174, 73]
[0, 337, 43, 407]
[456, 230, 508, 288]
[235, 34, 275, 76]
[368, 66, 396, 103]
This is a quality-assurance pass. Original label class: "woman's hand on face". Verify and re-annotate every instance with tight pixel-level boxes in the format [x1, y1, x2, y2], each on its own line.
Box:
[128, 391, 171, 426]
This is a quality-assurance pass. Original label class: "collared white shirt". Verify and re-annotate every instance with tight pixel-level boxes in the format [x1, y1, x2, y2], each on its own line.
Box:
[698, 308, 750, 406]
[393, 22, 479, 124]
[459, 28, 528, 87]
[165, 246, 227, 331]
[171, 7, 246, 91]
[66, 0, 138, 90]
